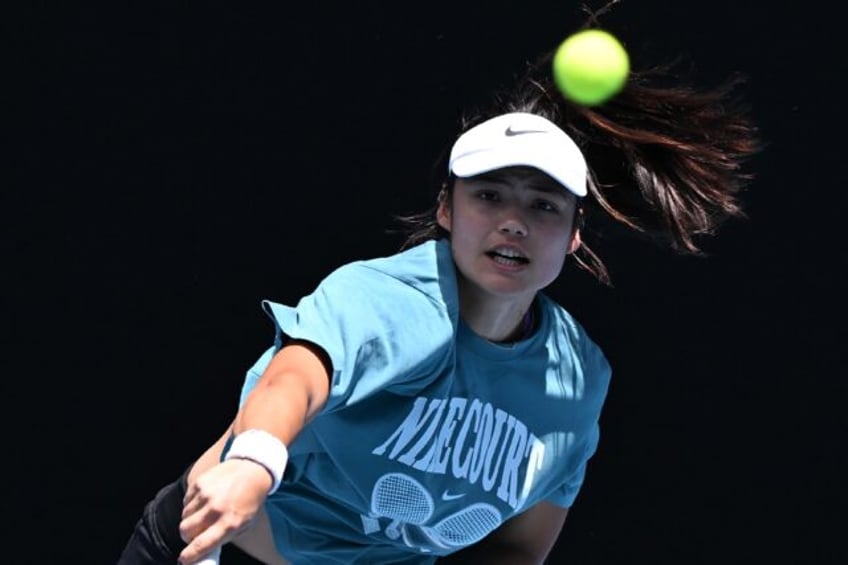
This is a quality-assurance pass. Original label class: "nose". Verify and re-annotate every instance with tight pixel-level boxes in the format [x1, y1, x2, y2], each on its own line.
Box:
[498, 209, 528, 237]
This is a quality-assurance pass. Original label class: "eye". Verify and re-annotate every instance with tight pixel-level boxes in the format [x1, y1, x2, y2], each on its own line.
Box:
[476, 190, 500, 201]
[533, 199, 559, 213]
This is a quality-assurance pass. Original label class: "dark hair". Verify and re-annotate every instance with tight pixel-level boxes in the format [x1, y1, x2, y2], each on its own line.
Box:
[394, 9, 762, 286]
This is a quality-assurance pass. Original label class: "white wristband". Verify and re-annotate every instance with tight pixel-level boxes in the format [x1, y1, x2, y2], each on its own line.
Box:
[224, 429, 289, 494]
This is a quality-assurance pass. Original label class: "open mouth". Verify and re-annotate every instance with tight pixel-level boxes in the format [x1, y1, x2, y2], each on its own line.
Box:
[486, 249, 530, 266]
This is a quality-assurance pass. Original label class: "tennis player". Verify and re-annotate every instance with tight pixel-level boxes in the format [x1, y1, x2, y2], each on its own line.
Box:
[119, 20, 760, 565]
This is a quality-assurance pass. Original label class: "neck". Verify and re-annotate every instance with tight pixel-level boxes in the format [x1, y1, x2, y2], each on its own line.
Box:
[457, 279, 536, 343]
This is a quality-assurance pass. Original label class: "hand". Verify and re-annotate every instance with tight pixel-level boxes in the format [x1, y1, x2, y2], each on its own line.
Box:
[178, 458, 273, 564]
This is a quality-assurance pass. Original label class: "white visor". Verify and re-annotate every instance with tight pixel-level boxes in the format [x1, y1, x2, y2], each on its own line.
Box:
[448, 112, 587, 197]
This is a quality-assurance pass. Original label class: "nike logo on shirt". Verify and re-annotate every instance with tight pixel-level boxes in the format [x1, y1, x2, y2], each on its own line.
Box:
[441, 490, 467, 501]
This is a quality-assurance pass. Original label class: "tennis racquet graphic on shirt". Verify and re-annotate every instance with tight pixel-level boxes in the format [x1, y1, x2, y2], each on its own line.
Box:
[370, 472, 502, 548]
[422, 502, 502, 547]
[189, 473, 503, 561]
[370, 473, 435, 539]
[194, 504, 500, 564]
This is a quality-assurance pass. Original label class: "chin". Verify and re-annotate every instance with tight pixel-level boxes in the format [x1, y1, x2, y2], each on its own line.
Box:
[473, 275, 540, 299]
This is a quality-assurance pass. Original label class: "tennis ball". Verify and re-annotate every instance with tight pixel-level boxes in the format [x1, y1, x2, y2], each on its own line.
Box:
[552, 29, 630, 106]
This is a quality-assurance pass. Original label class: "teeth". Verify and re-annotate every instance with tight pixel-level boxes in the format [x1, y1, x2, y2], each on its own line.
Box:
[492, 247, 524, 259]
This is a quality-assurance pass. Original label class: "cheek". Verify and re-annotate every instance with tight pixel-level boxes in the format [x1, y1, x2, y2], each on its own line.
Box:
[540, 219, 574, 245]
[441, 200, 480, 239]
[537, 225, 573, 268]
[448, 211, 486, 246]
[536, 248, 569, 287]
[541, 242, 568, 267]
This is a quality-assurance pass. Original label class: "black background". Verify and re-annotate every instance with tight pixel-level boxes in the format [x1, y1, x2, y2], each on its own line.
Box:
[6, 1, 846, 563]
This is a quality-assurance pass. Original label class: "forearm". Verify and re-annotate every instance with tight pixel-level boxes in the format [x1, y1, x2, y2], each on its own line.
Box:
[235, 371, 316, 444]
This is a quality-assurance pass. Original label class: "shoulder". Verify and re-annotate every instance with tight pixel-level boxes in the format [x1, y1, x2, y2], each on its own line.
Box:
[537, 294, 612, 388]
[322, 239, 459, 319]
[261, 242, 460, 408]
[289, 240, 459, 358]
[538, 295, 606, 354]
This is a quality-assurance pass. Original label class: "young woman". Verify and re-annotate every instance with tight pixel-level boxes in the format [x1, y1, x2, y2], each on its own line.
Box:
[119, 23, 761, 565]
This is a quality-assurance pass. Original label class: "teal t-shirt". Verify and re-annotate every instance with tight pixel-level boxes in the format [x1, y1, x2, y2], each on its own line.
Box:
[235, 239, 612, 564]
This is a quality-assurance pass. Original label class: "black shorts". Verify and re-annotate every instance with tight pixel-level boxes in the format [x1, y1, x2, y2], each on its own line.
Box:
[117, 467, 190, 565]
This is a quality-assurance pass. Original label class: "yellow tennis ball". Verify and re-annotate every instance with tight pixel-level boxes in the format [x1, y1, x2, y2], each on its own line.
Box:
[552, 29, 630, 106]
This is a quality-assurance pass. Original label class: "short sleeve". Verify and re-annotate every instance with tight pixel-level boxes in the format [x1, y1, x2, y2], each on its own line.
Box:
[261, 262, 455, 412]
[541, 304, 612, 509]
[544, 423, 600, 508]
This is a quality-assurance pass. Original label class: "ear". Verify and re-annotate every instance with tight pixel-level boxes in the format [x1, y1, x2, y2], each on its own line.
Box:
[436, 190, 451, 232]
[566, 229, 582, 255]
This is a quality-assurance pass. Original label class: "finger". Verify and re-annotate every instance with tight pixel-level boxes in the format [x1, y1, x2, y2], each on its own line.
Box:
[179, 506, 212, 545]
[181, 489, 204, 520]
[178, 525, 228, 565]
[193, 545, 221, 565]
[182, 483, 199, 515]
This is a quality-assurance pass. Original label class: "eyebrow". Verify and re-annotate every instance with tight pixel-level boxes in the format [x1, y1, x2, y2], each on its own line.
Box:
[472, 172, 565, 196]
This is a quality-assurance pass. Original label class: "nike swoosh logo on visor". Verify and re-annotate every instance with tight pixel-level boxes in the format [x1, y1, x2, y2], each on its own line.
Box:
[504, 126, 548, 136]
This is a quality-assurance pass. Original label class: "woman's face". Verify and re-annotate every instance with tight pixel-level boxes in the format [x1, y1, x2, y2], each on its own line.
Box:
[437, 167, 582, 303]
